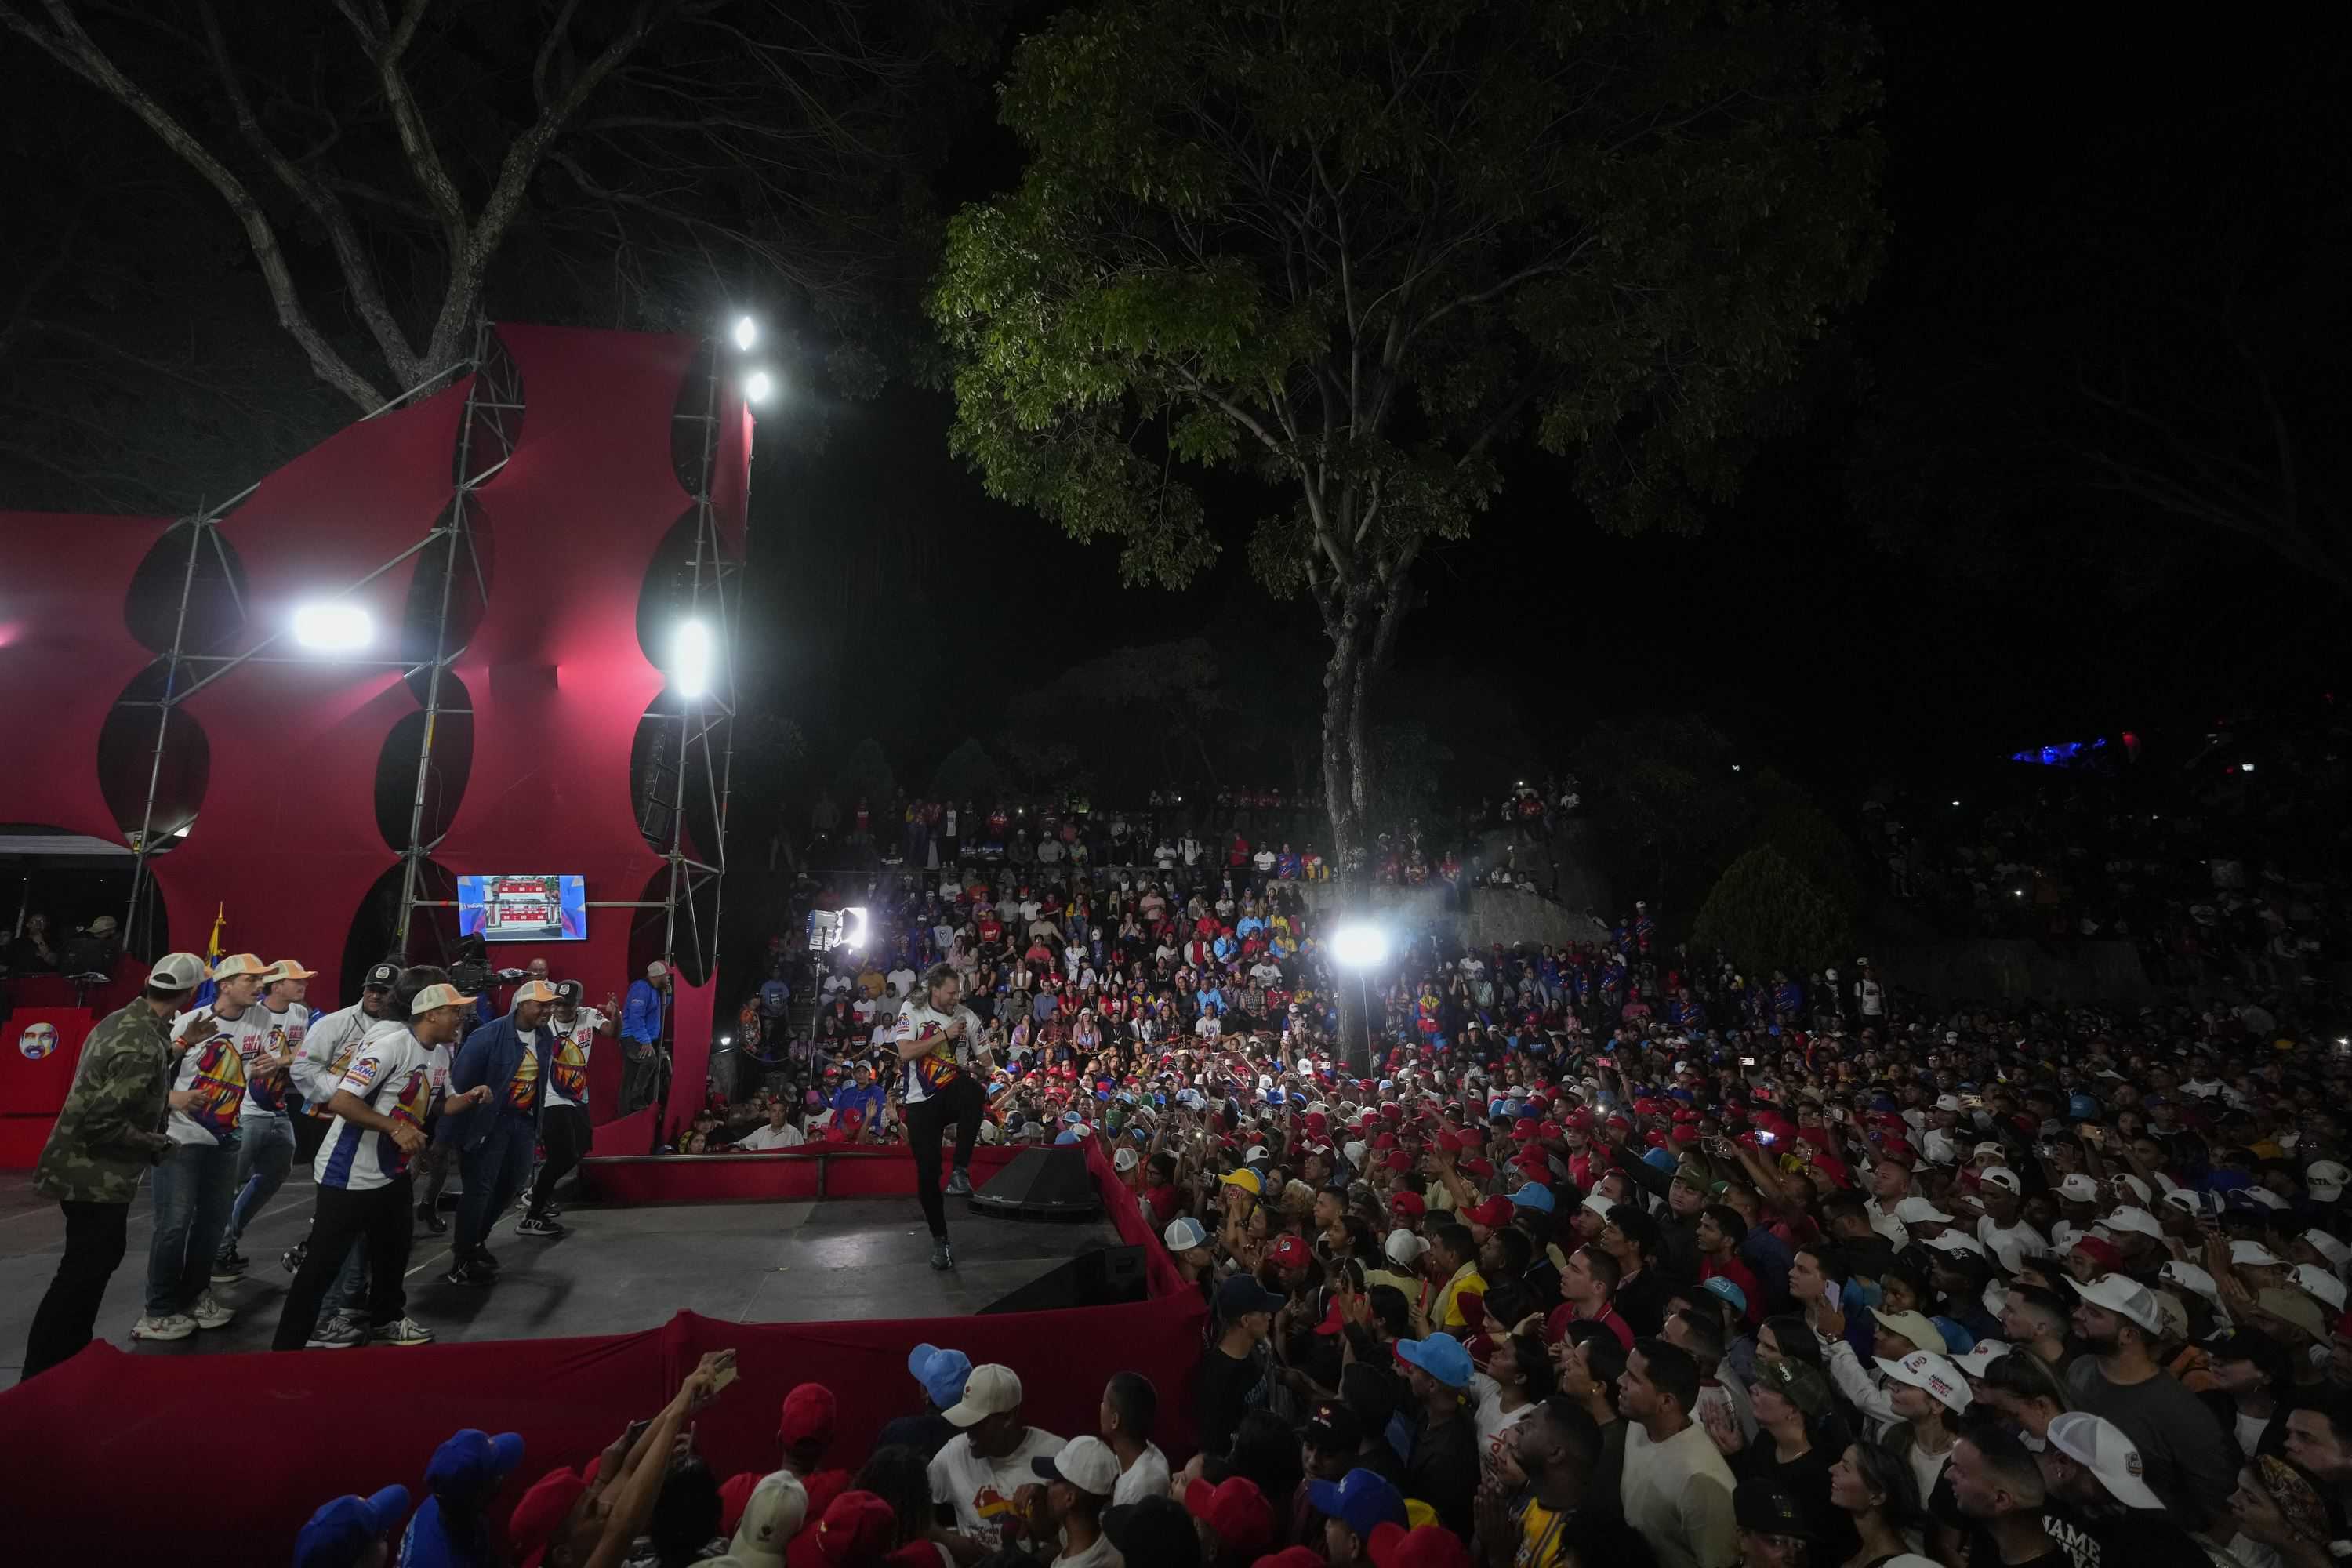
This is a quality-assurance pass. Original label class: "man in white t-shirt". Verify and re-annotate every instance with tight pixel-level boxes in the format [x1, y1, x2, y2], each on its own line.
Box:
[737, 1102, 805, 1151]
[212, 958, 317, 1284]
[927, 1365, 1063, 1553]
[895, 964, 987, 1270]
[141, 952, 273, 1341]
[271, 975, 492, 1349]
[1100, 1372, 1171, 1505]
[887, 961, 919, 999]
[524, 979, 618, 1232]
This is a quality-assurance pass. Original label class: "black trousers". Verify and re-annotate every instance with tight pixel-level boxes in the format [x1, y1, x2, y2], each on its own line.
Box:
[273, 1176, 413, 1349]
[23, 1199, 130, 1381]
[530, 1103, 590, 1214]
[904, 1074, 984, 1240]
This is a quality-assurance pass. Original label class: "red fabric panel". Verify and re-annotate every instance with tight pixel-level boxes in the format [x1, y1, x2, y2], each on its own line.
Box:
[220, 377, 470, 610]
[586, 1104, 657, 1157]
[587, 1037, 628, 1127]
[0, 1114, 53, 1169]
[0, 1138, 1206, 1557]
[711, 395, 752, 557]
[665, 974, 714, 1138]
[0, 1007, 97, 1115]
[435, 329, 696, 1000]
[0, 513, 165, 840]
[151, 668, 408, 1011]
[7, 962, 149, 1017]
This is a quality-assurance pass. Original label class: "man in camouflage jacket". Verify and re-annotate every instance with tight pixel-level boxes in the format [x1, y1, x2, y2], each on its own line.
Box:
[21, 950, 211, 1380]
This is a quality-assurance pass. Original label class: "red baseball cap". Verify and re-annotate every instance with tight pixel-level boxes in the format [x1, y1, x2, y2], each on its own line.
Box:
[2071, 1236, 2124, 1272]
[1185, 1476, 1275, 1554]
[779, 1381, 837, 1448]
[1368, 1523, 1472, 1568]
[1465, 1197, 1515, 1228]
[1270, 1234, 1312, 1270]
[509, 1468, 587, 1568]
[1390, 1191, 1427, 1216]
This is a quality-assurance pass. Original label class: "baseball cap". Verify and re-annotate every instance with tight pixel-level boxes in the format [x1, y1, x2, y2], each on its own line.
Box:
[1302, 1399, 1365, 1454]
[1508, 1181, 1555, 1214]
[1367, 1522, 1473, 1568]
[2259, 1288, 2328, 1343]
[724, 1472, 811, 1567]
[147, 951, 210, 990]
[1895, 1196, 1955, 1224]
[1033, 1435, 1121, 1498]
[508, 1468, 588, 1566]
[1114, 1146, 1140, 1173]
[263, 959, 318, 983]
[1220, 1168, 1263, 1195]
[1978, 1167, 2022, 1194]
[1953, 1340, 2011, 1378]
[1269, 1234, 1312, 1271]
[2045, 1411, 2163, 1509]
[2071, 1236, 2124, 1273]
[2070, 1273, 2165, 1334]
[813, 1490, 895, 1565]
[410, 982, 477, 1017]
[1184, 1475, 1276, 1552]
[552, 978, 583, 1004]
[2297, 1265, 2350, 1312]
[942, 1363, 1022, 1427]
[779, 1382, 837, 1448]
[1389, 1190, 1427, 1216]
[1307, 1468, 1408, 1539]
[1753, 1356, 1831, 1417]
[647, 960, 670, 978]
[2103, 1206, 2164, 1239]
[1393, 1332, 1473, 1390]
[211, 952, 269, 980]
[1163, 1217, 1210, 1254]
[1385, 1229, 1429, 1268]
[296, 1486, 412, 1568]
[2056, 1174, 2100, 1203]
[1869, 1308, 1947, 1356]
[1701, 1276, 1749, 1316]
[1733, 1478, 1815, 1541]
[1464, 1197, 1515, 1228]
[1104, 1497, 1198, 1568]
[907, 1343, 972, 1409]
[1874, 1350, 1970, 1413]
[1217, 1274, 1288, 1318]
[425, 1428, 525, 1504]
[2308, 1163, 2349, 1203]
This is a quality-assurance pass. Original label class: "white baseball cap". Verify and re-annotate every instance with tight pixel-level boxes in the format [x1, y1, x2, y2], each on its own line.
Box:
[1953, 1340, 2011, 1377]
[2110, 1174, 2151, 1204]
[1979, 1167, 2022, 1195]
[646, 960, 670, 978]
[1895, 1196, 1955, 1224]
[2057, 1174, 2100, 1203]
[728, 1472, 809, 1566]
[2160, 1260, 2223, 1308]
[2104, 1206, 2164, 1240]
[2231, 1240, 2287, 1269]
[943, 1363, 1022, 1427]
[1924, 1231, 1987, 1258]
[1874, 1349, 1970, 1413]
[2306, 1229, 2352, 1270]
[1163, 1217, 1209, 1254]
[2293, 1264, 2348, 1312]
[409, 982, 477, 1017]
[147, 951, 210, 990]
[1582, 1193, 1617, 1221]
[1386, 1229, 1429, 1268]
[2071, 1272, 2165, 1334]
[1933, 1094, 1963, 1113]
[1032, 1435, 1120, 1497]
[2308, 1162, 2349, 1203]
[1112, 1147, 1139, 1173]
[2045, 1411, 2162, 1509]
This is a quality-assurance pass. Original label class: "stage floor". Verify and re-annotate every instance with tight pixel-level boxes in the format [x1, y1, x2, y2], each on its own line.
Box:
[0, 1170, 1121, 1386]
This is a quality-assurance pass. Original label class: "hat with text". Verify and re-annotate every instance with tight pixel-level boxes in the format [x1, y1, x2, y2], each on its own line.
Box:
[1873, 1349, 1970, 1413]
[2045, 1411, 2163, 1509]
[364, 960, 402, 990]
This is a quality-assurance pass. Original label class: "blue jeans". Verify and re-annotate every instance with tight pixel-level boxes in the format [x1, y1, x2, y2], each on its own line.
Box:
[220, 1112, 295, 1252]
[453, 1119, 536, 1259]
[147, 1139, 238, 1316]
[319, 1236, 368, 1323]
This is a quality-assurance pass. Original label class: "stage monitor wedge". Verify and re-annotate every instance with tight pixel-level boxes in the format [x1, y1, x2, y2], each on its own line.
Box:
[967, 1145, 1104, 1221]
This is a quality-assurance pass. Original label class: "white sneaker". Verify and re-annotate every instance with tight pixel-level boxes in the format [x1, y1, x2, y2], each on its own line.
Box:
[132, 1313, 196, 1341]
[370, 1316, 435, 1346]
[188, 1291, 236, 1330]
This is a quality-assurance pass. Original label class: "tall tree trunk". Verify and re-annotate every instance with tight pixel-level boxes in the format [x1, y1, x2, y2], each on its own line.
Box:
[1322, 616, 1374, 1074]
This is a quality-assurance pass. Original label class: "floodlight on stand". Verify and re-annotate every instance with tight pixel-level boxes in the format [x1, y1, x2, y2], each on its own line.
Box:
[843, 906, 869, 949]
[745, 369, 775, 404]
[1331, 924, 1388, 969]
[292, 602, 372, 652]
[731, 315, 758, 351]
[674, 618, 713, 700]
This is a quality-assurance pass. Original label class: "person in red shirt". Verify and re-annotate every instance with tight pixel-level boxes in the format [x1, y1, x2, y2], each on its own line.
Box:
[1695, 1204, 1764, 1327]
[1545, 1243, 1633, 1349]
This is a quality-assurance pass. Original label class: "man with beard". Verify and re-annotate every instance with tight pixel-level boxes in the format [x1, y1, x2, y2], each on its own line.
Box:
[2063, 1272, 2233, 1530]
[1475, 1396, 1656, 1568]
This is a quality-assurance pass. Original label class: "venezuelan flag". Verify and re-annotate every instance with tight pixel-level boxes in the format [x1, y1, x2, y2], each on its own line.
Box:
[191, 903, 225, 1009]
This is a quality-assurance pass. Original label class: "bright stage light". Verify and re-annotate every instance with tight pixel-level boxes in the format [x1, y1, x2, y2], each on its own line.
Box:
[842, 906, 869, 949]
[292, 602, 372, 651]
[1331, 924, 1388, 969]
[674, 619, 713, 699]
[732, 316, 758, 351]
[745, 369, 775, 404]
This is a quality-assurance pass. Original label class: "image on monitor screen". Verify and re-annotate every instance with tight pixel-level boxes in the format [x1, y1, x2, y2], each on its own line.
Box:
[457, 874, 587, 942]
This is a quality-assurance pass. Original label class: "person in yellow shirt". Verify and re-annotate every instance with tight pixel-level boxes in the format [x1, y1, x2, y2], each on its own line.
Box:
[1474, 1396, 1645, 1568]
[1424, 1222, 1486, 1334]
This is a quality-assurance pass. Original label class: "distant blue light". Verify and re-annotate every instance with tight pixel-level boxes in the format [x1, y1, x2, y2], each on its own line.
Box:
[2009, 736, 2109, 768]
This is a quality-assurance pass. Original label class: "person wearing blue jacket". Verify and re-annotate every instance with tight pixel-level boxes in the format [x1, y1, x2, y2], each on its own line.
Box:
[620, 959, 671, 1113]
[442, 980, 555, 1287]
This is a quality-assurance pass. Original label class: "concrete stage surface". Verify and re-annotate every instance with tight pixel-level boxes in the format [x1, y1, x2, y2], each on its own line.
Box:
[0, 1169, 1121, 1386]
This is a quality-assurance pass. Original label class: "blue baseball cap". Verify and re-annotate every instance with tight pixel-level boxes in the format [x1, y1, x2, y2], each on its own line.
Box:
[1700, 1276, 1748, 1316]
[1216, 1274, 1287, 1318]
[1508, 1181, 1555, 1214]
[1307, 1468, 1407, 1538]
[1392, 1331, 1473, 1390]
[296, 1485, 412, 1568]
[424, 1428, 524, 1505]
[909, 1342, 973, 1409]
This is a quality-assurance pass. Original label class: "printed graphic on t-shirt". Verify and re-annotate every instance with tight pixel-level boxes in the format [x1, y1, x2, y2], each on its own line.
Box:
[312, 1033, 366, 1119]
[507, 1045, 540, 1112]
[553, 1030, 591, 1102]
[245, 1020, 303, 1113]
[183, 1037, 249, 1140]
[377, 1065, 434, 1179]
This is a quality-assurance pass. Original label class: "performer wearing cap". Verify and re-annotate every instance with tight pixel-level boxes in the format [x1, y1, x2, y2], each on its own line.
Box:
[277, 957, 399, 1293]
[211, 956, 316, 1283]
[444, 977, 558, 1283]
[20, 949, 211, 1379]
[893, 962, 988, 1271]
[621, 958, 673, 1114]
[270, 967, 492, 1348]
[141, 950, 274, 1341]
[522, 978, 619, 1233]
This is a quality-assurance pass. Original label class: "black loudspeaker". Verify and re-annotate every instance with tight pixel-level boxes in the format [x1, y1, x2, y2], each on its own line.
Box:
[968, 1145, 1104, 1221]
[980, 1244, 1149, 1313]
